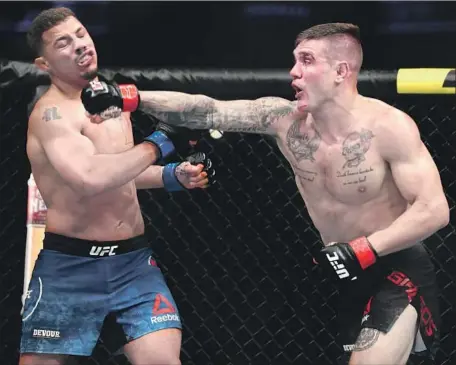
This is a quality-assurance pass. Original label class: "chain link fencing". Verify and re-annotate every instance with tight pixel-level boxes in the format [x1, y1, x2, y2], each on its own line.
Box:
[0, 65, 454, 365]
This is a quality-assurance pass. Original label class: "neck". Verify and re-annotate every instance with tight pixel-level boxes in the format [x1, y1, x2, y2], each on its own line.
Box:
[311, 87, 359, 142]
[50, 75, 93, 99]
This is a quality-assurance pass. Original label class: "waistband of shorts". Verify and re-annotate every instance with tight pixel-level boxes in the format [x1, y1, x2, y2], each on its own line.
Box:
[43, 232, 149, 257]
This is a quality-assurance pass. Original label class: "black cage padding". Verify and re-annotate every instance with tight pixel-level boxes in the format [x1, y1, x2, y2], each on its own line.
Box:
[1, 60, 398, 100]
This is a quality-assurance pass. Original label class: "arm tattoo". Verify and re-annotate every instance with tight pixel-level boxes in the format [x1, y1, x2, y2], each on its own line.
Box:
[342, 129, 375, 168]
[139, 92, 294, 134]
[353, 328, 381, 352]
[286, 119, 321, 162]
[42, 107, 62, 122]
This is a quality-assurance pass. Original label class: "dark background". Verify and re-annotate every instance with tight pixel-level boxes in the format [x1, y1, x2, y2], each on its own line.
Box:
[1, 1, 456, 69]
[0, 2, 455, 365]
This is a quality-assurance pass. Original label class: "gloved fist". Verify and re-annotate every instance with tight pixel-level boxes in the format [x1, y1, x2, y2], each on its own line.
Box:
[314, 237, 378, 283]
[162, 152, 216, 192]
[144, 122, 204, 162]
[81, 80, 140, 116]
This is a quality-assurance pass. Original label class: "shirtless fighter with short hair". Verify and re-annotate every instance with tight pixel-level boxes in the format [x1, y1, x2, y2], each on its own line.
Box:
[83, 23, 449, 364]
[21, 7, 215, 365]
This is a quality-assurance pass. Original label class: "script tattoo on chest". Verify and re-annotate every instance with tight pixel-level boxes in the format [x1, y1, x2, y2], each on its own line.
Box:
[294, 165, 318, 183]
[286, 119, 321, 162]
[337, 129, 376, 190]
[42, 107, 61, 122]
[341, 129, 374, 168]
[337, 166, 374, 186]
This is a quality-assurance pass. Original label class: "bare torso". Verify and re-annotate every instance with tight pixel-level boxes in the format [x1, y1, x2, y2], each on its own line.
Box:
[27, 87, 144, 241]
[275, 97, 408, 245]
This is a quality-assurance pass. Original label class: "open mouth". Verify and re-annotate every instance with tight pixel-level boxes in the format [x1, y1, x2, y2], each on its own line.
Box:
[291, 82, 304, 99]
[77, 51, 93, 67]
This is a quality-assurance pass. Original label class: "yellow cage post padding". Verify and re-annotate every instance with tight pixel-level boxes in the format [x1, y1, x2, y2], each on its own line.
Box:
[397, 68, 456, 94]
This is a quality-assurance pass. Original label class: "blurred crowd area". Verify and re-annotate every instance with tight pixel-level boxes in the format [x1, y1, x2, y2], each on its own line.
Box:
[1, 1, 455, 70]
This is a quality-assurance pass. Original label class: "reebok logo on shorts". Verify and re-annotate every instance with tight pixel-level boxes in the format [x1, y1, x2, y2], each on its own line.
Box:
[32, 329, 61, 339]
[150, 294, 180, 324]
[151, 313, 180, 324]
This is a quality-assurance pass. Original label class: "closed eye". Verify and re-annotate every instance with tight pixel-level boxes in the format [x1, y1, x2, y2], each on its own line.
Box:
[76, 27, 86, 38]
[55, 37, 69, 48]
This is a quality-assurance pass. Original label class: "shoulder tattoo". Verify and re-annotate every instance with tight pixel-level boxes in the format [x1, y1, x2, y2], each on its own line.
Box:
[42, 107, 62, 122]
[286, 118, 321, 162]
[341, 128, 375, 168]
[353, 328, 381, 352]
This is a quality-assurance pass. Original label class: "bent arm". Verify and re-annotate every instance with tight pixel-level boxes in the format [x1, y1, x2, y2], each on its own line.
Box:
[368, 112, 449, 256]
[134, 166, 164, 189]
[138, 91, 295, 135]
[33, 107, 159, 197]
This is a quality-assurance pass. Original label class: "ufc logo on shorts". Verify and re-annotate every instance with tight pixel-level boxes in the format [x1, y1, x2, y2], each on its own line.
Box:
[326, 252, 350, 279]
[89, 245, 118, 257]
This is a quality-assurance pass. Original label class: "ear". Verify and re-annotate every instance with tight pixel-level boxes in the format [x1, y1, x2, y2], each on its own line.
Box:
[335, 61, 349, 83]
[34, 56, 49, 72]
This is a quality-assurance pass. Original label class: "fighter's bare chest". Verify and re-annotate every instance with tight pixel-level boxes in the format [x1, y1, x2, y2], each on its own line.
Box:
[279, 120, 387, 204]
[82, 112, 134, 153]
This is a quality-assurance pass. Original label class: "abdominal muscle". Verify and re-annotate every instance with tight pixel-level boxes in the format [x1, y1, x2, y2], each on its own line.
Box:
[39, 172, 145, 241]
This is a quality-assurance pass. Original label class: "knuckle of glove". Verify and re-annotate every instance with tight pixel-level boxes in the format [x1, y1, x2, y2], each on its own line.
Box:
[186, 152, 216, 185]
[81, 82, 122, 115]
[186, 152, 206, 165]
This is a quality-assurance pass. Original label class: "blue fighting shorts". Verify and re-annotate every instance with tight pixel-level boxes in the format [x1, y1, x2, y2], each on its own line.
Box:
[20, 232, 182, 356]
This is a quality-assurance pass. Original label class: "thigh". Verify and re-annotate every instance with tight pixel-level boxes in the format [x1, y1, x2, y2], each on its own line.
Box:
[349, 304, 418, 365]
[21, 250, 108, 357]
[19, 354, 77, 365]
[124, 328, 182, 365]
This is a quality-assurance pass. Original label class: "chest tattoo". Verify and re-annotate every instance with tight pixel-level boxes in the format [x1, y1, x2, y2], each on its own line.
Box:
[341, 129, 374, 168]
[286, 119, 321, 162]
[336, 166, 374, 186]
[294, 166, 318, 183]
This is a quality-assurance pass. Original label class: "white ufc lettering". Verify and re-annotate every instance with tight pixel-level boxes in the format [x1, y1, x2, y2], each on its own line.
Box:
[343, 344, 355, 352]
[326, 252, 350, 279]
[89, 245, 118, 257]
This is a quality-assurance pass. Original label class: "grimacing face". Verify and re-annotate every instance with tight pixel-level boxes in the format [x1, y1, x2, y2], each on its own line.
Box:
[37, 16, 98, 84]
[290, 39, 339, 112]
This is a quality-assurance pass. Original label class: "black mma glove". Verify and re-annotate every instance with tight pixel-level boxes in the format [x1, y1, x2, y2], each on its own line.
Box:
[162, 152, 216, 192]
[145, 122, 203, 163]
[315, 237, 379, 283]
[81, 80, 140, 115]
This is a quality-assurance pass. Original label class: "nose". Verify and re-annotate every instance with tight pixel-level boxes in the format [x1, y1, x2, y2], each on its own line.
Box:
[75, 42, 88, 56]
[289, 62, 301, 79]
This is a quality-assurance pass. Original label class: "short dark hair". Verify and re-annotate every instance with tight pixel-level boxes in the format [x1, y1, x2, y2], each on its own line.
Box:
[27, 7, 76, 56]
[295, 23, 361, 46]
[295, 23, 363, 72]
